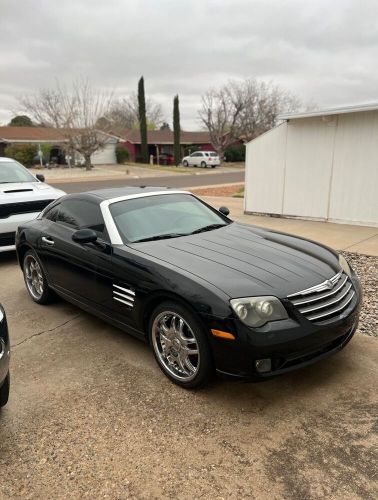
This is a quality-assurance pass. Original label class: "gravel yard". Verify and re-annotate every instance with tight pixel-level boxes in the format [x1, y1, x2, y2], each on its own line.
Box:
[342, 251, 378, 337]
[191, 183, 244, 197]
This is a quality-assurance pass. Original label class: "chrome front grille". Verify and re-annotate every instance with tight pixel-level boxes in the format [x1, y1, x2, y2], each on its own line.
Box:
[287, 271, 355, 322]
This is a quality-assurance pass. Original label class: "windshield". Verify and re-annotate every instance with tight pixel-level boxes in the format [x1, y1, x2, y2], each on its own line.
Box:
[0, 161, 37, 183]
[109, 193, 229, 243]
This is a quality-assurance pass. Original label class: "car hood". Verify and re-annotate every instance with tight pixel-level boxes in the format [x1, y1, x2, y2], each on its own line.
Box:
[0, 182, 65, 203]
[133, 223, 341, 298]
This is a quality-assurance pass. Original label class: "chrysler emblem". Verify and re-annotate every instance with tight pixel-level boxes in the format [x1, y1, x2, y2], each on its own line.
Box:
[324, 279, 334, 290]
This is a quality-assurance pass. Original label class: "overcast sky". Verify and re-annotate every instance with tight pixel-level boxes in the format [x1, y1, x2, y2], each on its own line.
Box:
[1, 0, 378, 129]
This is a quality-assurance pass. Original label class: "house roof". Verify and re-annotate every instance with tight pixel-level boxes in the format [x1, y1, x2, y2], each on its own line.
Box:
[278, 102, 378, 121]
[111, 129, 211, 145]
[0, 126, 67, 142]
[0, 126, 119, 143]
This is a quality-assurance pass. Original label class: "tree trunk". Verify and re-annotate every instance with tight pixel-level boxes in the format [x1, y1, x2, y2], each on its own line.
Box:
[84, 154, 92, 171]
[173, 95, 181, 166]
[215, 147, 224, 166]
[138, 77, 148, 164]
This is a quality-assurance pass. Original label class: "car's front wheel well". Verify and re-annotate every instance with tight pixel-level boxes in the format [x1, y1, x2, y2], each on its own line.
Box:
[16, 243, 33, 269]
[141, 292, 205, 343]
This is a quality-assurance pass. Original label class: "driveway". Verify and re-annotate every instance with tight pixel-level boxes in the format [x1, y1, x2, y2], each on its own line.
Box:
[0, 251, 377, 499]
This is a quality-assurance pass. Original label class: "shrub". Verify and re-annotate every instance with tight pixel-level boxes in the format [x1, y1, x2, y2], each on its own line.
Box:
[116, 145, 130, 164]
[224, 144, 245, 162]
[40, 143, 52, 161]
[4, 144, 38, 167]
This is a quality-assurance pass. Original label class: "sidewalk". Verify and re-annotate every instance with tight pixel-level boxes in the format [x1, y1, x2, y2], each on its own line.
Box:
[201, 196, 378, 257]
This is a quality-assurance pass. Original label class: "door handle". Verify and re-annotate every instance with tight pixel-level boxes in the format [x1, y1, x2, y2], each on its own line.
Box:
[42, 236, 55, 246]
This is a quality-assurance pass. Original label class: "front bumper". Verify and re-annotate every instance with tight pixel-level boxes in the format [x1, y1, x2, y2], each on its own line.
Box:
[0, 306, 10, 385]
[0, 212, 40, 252]
[204, 276, 362, 380]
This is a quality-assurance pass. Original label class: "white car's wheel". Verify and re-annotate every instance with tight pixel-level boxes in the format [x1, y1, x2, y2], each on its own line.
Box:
[183, 160, 189, 167]
[200, 161, 207, 168]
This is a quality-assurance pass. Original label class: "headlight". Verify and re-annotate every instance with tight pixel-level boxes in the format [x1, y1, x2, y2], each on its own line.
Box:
[339, 254, 352, 277]
[230, 296, 288, 328]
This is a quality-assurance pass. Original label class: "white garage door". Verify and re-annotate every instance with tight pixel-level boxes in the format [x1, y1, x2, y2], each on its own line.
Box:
[91, 143, 117, 165]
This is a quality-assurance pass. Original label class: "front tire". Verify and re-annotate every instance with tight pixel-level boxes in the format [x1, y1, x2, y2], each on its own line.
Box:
[0, 372, 9, 408]
[149, 302, 213, 389]
[23, 250, 54, 304]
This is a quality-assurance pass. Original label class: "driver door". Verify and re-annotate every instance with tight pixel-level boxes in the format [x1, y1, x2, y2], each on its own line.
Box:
[38, 198, 111, 307]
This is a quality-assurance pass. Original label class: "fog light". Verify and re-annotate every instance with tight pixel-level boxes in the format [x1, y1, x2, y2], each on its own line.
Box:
[255, 358, 272, 373]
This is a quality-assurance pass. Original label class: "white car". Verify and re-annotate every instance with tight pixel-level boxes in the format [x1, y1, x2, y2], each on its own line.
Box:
[0, 157, 65, 252]
[182, 151, 220, 168]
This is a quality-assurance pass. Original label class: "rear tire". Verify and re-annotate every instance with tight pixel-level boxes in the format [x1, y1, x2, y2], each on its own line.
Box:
[149, 301, 214, 389]
[200, 161, 207, 168]
[23, 250, 55, 304]
[0, 372, 9, 408]
[183, 160, 189, 167]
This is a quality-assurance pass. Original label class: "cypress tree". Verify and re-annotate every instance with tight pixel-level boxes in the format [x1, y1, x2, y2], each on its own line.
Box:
[173, 94, 181, 166]
[138, 76, 148, 163]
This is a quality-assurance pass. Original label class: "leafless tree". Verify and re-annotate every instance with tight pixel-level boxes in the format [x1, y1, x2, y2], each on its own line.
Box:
[104, 94, 164, 131]
[237, 79, 301, 141]
[198, 85, 245, 161]
[20, 79, 114, 170]
[199, 79, 302, 159]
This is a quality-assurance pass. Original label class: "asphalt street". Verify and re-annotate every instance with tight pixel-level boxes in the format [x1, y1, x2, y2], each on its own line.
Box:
[51, 170, 244, 193]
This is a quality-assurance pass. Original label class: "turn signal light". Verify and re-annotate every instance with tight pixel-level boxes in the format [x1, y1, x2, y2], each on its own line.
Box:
[211, 329, 235, 340]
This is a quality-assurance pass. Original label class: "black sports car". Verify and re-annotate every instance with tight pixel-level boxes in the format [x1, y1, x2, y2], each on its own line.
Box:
[0, 304, 10, 407]
[15, 187, 361, 388]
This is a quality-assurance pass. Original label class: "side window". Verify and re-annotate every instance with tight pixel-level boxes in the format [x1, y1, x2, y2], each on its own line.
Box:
[55, 199, 109, 240]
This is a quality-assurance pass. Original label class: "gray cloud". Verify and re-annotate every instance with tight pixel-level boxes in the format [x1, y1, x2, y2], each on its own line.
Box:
[1, 0, 378, 128]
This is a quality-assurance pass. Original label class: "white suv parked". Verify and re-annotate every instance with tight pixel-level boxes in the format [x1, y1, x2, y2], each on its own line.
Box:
[182, 151, 220, 168]
[0, 157, 65, 252]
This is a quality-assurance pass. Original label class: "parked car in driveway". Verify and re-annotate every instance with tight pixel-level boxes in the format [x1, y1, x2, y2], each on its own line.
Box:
[0, 304, 10, 408]
[0, 157, 65, 252]
[154, 153, 174, 166]
[16, 187, 361, 389]
[182, 151, 220, 168]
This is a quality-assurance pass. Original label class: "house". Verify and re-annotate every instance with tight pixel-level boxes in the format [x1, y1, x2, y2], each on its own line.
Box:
[245, 103, 378, 227]
[112, 129, 214, 162]
[0, 126, 118, 165]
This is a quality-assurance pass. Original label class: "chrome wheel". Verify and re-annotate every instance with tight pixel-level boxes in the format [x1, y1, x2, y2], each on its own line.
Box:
[24, 255, 44, 300]
[152, 311, 200, 381]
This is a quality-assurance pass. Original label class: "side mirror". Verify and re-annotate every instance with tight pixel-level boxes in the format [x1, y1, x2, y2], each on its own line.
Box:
[219, 206, 230, 216]
[36, 174, 45, 182]
[72, 228, 98, 244]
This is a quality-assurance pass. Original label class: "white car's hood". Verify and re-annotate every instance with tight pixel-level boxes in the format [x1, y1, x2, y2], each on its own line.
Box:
[0, 182, 65, 204]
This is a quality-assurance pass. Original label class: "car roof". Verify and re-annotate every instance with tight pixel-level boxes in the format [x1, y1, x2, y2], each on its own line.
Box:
[0, 157, 17, 162]
[63, 186, 188, 203]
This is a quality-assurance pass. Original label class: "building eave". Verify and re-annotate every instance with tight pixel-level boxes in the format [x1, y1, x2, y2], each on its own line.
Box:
[278, 102, 378, 121]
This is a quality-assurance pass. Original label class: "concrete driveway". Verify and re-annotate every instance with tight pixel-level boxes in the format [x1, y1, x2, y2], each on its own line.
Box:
[0, 252, 377, 499]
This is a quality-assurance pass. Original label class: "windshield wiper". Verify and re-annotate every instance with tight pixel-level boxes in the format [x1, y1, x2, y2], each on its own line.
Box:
[190, 223, 228, 235]
[133, 233, 188, 243]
